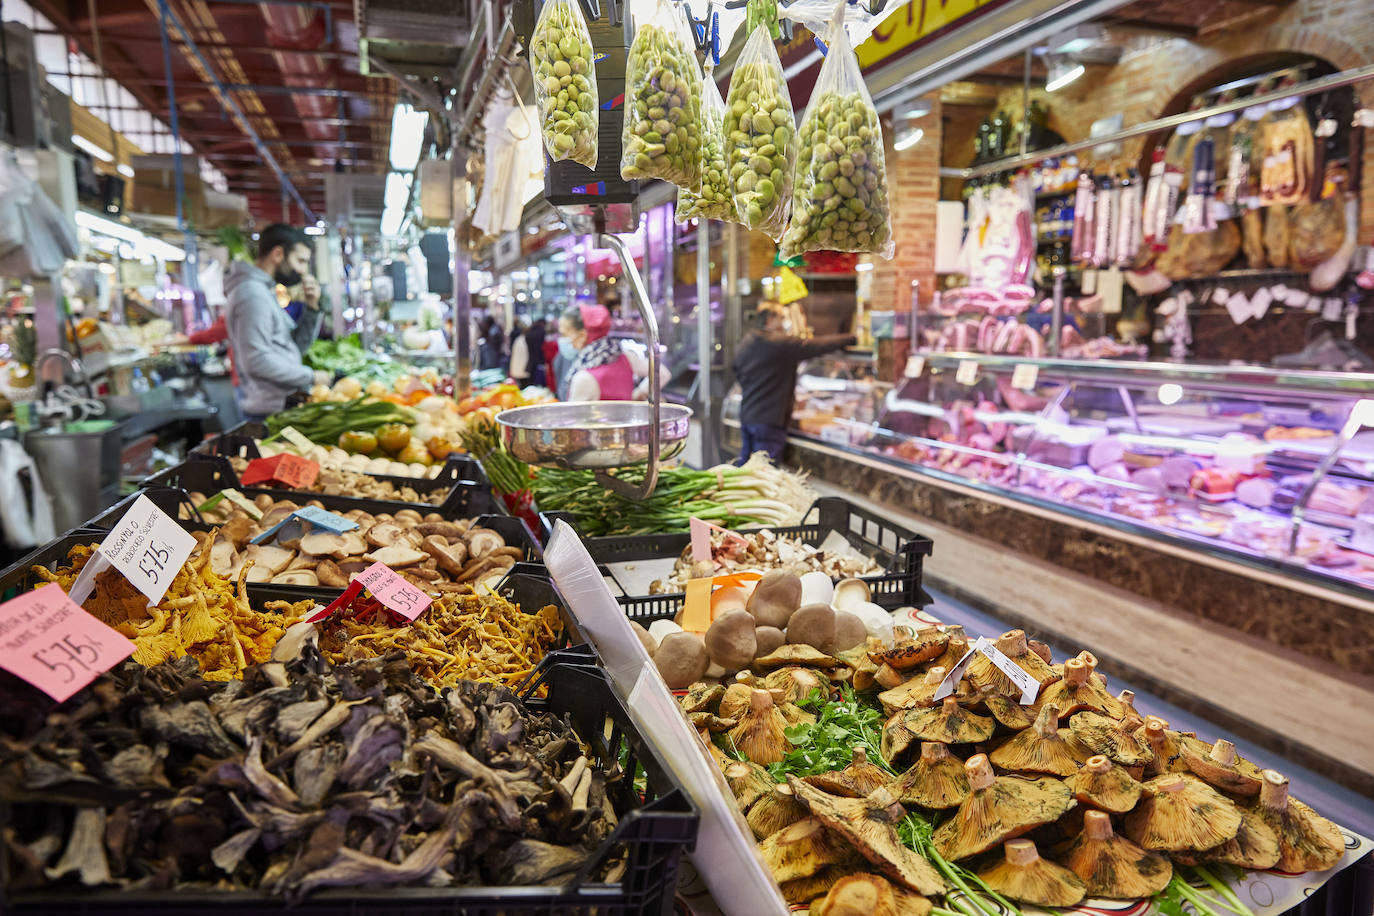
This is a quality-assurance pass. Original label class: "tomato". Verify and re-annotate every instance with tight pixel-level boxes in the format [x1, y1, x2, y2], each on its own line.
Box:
[426, 436, 457, 460]
[375, 423, 412, 454]
[457, 397, 480, 414]
[339, 431, 378, 455]
[491, 391, 520, 410]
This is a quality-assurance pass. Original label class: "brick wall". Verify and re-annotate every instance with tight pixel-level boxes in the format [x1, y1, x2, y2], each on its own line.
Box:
[866, 93, 942, 371]
[985, 0, 1374, 236]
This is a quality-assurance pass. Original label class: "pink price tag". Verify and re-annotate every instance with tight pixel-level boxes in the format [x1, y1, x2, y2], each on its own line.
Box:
[355, 562, 432, 621]
[690, 517, 713, 564]
[0, 584, 135, 702]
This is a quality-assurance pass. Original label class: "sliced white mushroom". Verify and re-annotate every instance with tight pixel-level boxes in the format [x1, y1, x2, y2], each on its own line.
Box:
[245, 544, 294, 575]
[209, 539, 238, 578]
[366, 545, 429, 567]
[271, 570, 320, 586]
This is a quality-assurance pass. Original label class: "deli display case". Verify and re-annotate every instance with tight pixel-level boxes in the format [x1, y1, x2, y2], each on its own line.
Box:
[727, 351, 1374, 599]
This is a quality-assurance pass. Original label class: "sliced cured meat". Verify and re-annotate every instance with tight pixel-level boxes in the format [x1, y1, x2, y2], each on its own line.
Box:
[1235, 477, 1277, 509]
[1087, 436, 1125, 471]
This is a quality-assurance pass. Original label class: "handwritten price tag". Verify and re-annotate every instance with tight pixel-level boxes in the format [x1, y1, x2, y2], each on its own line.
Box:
[251, 506, 357, 545]
[903, 355, 925, 379]
[933, 636, 1040, 705]
[690, 517, 714, 564]
[355, 562, 432, 621]
[955, 360, 979, 386]
[96, 495, 197, 605]
[278, 426, 316, 453]
[0, 584, 135, 701]
[1011, 363, 1039, 391]
[273, 454, 320, 488]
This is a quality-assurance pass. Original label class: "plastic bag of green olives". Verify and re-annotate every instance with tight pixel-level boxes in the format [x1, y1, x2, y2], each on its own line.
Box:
[621, 0, 704, 191]
[724, 25, 796, 240]
[529, 0, 600, 169]
[675, 73, 735, 223]
[780, 14, 892, 258]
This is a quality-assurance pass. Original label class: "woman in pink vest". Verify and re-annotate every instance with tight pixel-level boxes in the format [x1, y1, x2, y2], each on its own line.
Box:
[559, 304, 641, 401]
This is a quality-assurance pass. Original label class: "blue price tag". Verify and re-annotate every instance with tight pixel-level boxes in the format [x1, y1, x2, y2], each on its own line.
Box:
[250, 507, 357, 545]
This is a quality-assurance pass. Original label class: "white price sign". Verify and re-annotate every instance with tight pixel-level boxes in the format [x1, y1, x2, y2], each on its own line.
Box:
[934, 636, 1040, 705]
[1011, 363, 1039, 391]
[955, 360, 979, 386]
[904, 355, 925, 379]
[278, 426, 315, 453]
[80, 495, 197, 606]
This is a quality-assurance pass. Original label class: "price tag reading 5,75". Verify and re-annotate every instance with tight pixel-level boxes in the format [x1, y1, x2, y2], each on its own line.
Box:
[100, 494, 198, 605]
[0, 584, 135, 701]
[356, 562, 432, 621]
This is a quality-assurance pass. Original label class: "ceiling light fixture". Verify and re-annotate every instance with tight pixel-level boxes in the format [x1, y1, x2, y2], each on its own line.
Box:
[388, 103, 429, 172]
[380, 207, 405, 237]
[384, 171, 413, 211]
[1046, 56, 1085, 92]
[117, 164, 134, 178]
[304, 225, 326, 236]
[75, 210, 142, 244]
[71, 135, 113, 162]
[894, 127, 924, 151]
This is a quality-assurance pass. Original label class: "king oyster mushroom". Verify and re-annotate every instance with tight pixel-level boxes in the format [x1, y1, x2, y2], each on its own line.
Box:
[787, 780, 946, 897]
[932, 754, 1076, 861]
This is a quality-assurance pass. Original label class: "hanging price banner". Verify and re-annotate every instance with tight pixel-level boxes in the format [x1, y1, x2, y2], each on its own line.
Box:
[0, 584, 135, 701]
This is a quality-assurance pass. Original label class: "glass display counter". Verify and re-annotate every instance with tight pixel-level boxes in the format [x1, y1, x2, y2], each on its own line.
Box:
[729, 351, 1374, 597]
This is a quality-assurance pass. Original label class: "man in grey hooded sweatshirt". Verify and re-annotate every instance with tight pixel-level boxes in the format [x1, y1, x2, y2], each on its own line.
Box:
[224, 223, 324, 421]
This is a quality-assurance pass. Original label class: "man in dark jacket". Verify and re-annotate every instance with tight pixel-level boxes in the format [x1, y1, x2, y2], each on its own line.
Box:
[731, 304, 855, 464]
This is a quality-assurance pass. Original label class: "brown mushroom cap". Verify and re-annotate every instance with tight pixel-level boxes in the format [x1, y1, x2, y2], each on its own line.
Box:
[758, 816, 862, 885]
[803, 746, 889, 798]
[1070, 711, 1154, 767]
[755, 644, 838, 669]
[982, 695, 1035, 730]
[1178, 805, 1281, 870]
[976, 839, 1086, 907]
[787, 780, 947, 897]
[966, 630, 1062, 698]
[747, 783, 807, 839]
[810, 873, 933, 916]
[890, 741, 971, 810]
[868, 629, 949, 670]
[1064, 754, 1144, 814]
[763, 665, 828, 704]
[723, 760, 775, 811]
[727, 689, 790, 765]
[897, 696, 996, 746]
[932, 754, 1077, 861]
[1255, 769, 1345, 873]
[988, 703, 1086, 777]
[1181, 738, 1263, 797]
[1034, 657, 1124, 718]
[1057, 809, 1173, 899]
[1123, 774, 1243, 852]
[877, 666, 952, 714]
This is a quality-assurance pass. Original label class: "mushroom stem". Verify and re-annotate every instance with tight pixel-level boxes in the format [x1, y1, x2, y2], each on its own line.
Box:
[1082, 809, 1115, 840]
[1084, 755, 1112, 775]
[853, 746, 871, 767]
[1209, 739, 1238, 767]
[940, 695, 961, 714]
[921, 741, 951, 762]
[1004, 839, 1040, 866]
[1033, 703, 1059, 736]
[749, 688, 775, 715]
[736, 671, 757, 687]
[997, 629, 1029, 657]
[1155, 776, 1187, 795]
[1078, 650, 1099, 672]
[1259, 770, 1289, 811]
[1062, 657, 1088, 686]
[966, 754, 996, 791]
[924, 666, 948, 686]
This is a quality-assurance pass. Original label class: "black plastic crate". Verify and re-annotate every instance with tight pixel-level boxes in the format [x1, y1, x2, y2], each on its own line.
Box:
[0, 651, 699, 916]
[146, 455, 503, 519]
[86, 486, 208, 530]
[545, 496, 933, 623]
[200, 420, 490, 489]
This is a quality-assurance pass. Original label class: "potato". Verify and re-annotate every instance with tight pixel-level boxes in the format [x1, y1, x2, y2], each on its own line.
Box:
[782, 90, 891, 257]
[621, 18, 703, 190]
[529, 0, 599, 168]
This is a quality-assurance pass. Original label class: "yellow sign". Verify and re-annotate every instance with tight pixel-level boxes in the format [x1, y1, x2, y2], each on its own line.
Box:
[778, 266, 809, 305]
[856, 0, 995, 71]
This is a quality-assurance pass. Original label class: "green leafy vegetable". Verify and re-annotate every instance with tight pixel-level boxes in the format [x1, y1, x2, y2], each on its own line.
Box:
[767, 685, 891, 781]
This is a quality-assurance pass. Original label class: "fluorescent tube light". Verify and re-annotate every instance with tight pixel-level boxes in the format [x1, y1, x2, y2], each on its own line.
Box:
[117, 163, 134, 178]
[894, 127, 924, 151]
[1046, 62, 1085, 92]
[304, 226, 325, 236]
[380, 207, 404, 237]
[71, 135, 113, 162]
[75, 210, 143, 244]
[384, 171, 413, 210]
[388, 103, 429, 172]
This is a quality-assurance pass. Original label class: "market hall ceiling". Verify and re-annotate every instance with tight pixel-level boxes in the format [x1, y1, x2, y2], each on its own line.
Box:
[31, 0, 407, 223]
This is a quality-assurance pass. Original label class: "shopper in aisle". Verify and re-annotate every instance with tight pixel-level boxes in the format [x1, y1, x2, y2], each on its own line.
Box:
[525, 317, 548, 388]
[558, 304, 666, 401]
[477, 315, 506, 371]
[223, 223, 324, 421]
[733, 302, 855, 463]
[508, 319, 532, 387]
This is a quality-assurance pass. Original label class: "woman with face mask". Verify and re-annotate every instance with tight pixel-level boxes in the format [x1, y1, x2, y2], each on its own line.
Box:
[557, 304, 664, 402]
